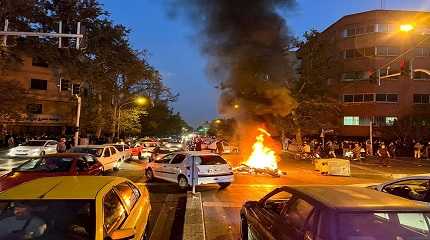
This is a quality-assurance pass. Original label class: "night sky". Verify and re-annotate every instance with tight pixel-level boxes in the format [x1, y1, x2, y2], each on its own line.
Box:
[101, 0, 430, 127]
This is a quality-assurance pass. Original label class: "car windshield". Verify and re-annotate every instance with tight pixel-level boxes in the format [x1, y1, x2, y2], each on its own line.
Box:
[338, 212, 430, 240]
[0, 200, 95, 240]
[70, 147, 103, 157]
[199, 155, 227, 165]
[21, 141, 46, 146]
[15, 157, 73, 172]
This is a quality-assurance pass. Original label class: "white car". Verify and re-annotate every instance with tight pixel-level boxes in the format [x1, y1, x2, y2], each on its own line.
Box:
[145, 152, 234, 190]
[69, 145, 122, 172]
[140, 141, 159, 159]
[7, 140, 58, 157]
[113, 144, 132, 161]
[370, 174, 430, 204]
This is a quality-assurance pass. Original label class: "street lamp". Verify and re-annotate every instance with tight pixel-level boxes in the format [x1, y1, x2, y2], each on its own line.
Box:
[214, 119, 222, 124]
[400, 24, 415, 33]
[233, 104, 240, 110]
[117, 96, 150, 138]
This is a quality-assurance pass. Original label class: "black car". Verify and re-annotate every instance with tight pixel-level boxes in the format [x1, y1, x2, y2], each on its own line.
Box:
[240, 185, 430, 240]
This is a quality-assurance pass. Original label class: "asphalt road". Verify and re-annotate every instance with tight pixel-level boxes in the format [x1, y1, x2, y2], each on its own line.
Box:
[1, 150, 430, 239]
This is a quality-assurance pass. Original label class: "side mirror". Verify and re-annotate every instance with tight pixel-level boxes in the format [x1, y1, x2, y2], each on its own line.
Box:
[107, 228, 135, 240]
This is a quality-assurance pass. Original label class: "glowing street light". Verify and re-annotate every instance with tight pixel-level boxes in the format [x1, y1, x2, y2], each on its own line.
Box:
[135, 96, 148, 105]
[215, 119, 222, 124]
[400, 24, 415, 32]
[118, 96, 151, 137]
[233, 104, 240, 109]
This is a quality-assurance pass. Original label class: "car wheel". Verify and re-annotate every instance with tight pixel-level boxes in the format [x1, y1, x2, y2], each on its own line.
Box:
[145, 169, 154, 182]
[218, 182, 231, 189]
[240, 216, 249, 240]
[178, 175, 189, 191]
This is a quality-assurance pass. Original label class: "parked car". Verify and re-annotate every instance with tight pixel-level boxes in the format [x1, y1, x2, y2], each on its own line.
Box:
[7, 140, 58, 157]
[369, 174, 430, 204]
[0, 176, 151, 240]
[0, 153, 103, 192]
[161, 140, 184, 151]
[69, 145, 122, 172]
[145, 152, 233, 190]
[113, 143, 132, 161]
[240, 185, 430, 240]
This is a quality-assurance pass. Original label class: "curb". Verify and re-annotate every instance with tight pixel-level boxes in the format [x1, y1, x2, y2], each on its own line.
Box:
[183, 192, 206, 240]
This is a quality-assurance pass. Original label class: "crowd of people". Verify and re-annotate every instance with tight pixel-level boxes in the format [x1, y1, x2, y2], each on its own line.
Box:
[285, 137, 430, 167]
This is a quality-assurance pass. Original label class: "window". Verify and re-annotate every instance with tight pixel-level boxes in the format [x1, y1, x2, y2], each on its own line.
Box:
[103, 190, 127, 233]
[27, 104, 42, 114]
[343, 24, 376, 37]
[285, 198, 315, 230]
[198, 155, 227, 165]
[343, 94, 374, 103]
[359, 117, 372, 126]
[415, 47, 430, 57]
[109, 147, 117, 155]
[170, 154, 186, 164]
[60, 79, 70, 91]
[103, 148, 111, 157]
[364, 47, 375, 56]
[155, 154, 174, 163]
[344, 49, 356, 59]
[115, 182, 140, 210]
[375, 94, 398, 103]
[342, 71, 366, 81]
[414, 71, 430, 80]
[385, 117, 398, 126]
[376, 46, 400, 56]
[376, 23, 394, 33]
[344, 116, 359, 126]
[343, 95, 353, 103]
[263, 190, 293, 215]
[30, 79, 48, 90]
[32, 56, 48, 67]
[414, 94, 430, 104]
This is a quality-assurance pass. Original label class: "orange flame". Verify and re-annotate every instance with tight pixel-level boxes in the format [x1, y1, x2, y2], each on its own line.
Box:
[244, 128, 278, 170]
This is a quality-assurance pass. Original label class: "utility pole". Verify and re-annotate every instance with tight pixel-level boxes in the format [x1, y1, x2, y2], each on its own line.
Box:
[74, 95, 82, 146]
[369, 120, 373, 156]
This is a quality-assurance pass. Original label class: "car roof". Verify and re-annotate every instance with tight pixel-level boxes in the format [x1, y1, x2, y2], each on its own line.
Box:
[44, 153, 94, 158]
[0, 176, 123, 200]
[285, 186, 430, 212]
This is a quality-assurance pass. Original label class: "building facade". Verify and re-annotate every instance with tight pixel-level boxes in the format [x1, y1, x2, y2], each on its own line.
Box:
[1, 56, 79, 137]
[321, 10, 430, 137]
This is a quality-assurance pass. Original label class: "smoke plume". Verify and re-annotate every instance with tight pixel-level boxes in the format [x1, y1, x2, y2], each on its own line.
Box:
[169, 0, 298, 124]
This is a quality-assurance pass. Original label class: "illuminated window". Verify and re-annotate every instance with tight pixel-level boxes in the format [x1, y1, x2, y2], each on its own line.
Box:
[385, 117, 398, 126]
[344, 116, 359, 126]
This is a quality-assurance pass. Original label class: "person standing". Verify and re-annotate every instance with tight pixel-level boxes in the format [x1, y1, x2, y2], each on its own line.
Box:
[352, 143, 361, 161]
[377, 144, 391, 167]
[56, 138, 67, 153]
[414, 141, 423, 160]
[7, 136, 15, 148]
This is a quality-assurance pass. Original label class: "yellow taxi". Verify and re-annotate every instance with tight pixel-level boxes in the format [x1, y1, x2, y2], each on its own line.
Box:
[0, 176, 151, 240]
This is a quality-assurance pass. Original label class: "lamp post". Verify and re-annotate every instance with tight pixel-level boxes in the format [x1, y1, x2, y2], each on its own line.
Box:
[117, 97, 149, 138]
[74, 95, 82, 146]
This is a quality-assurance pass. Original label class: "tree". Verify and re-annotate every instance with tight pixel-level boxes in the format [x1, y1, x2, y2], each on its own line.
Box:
[0, 0, 173, 137]
[284, 30, 341, 143]
[207, 118, 237, 140]
[0, 80, 28, 121]
[140, 101, 190, 137]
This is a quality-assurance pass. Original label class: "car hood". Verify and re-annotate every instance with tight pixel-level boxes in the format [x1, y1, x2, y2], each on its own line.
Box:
[0, 171, 67, 192]
[11, 146, 43, 151]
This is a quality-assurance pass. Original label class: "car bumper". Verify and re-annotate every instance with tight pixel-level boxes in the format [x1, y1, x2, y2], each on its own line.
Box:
[197, 173, 234, 185]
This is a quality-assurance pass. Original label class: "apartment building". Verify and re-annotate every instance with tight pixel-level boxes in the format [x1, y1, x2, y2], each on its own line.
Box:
[1, 56, 79, 136]
[321, 10, 430, 136]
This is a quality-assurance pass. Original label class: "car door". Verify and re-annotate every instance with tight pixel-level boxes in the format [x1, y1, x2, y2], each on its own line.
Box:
[153, 154, 175, 180]
[248, 189, 295, 240]
[281, 198, 317, 240]
[101, 147, 113, 170]
[165, 154, 187, 182]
